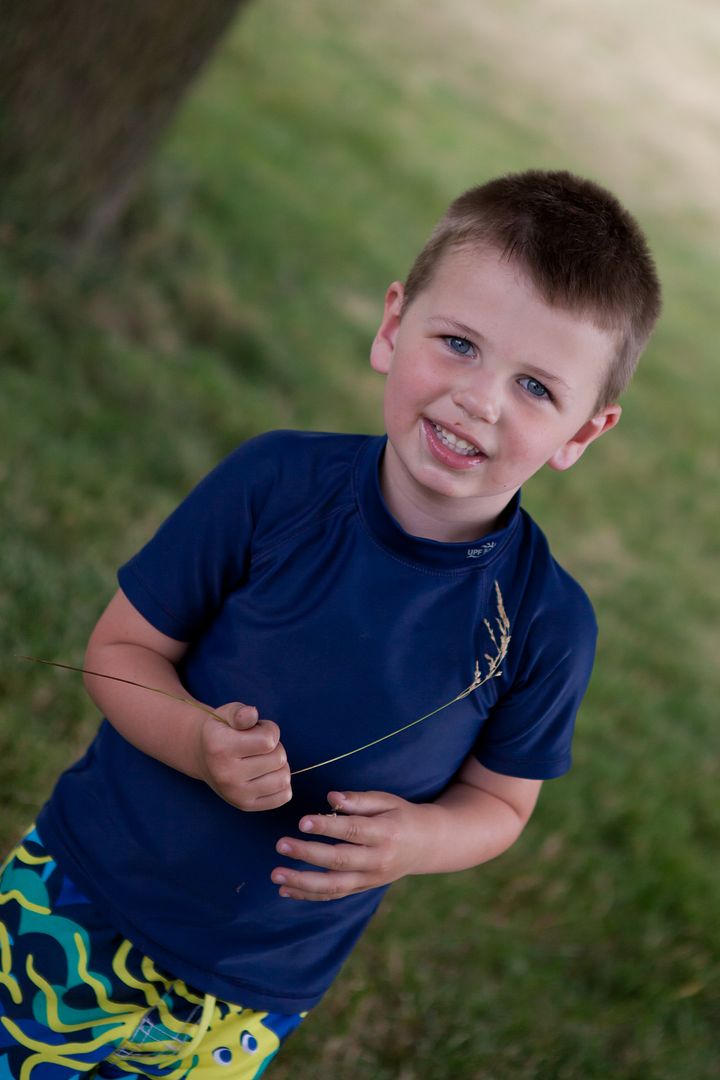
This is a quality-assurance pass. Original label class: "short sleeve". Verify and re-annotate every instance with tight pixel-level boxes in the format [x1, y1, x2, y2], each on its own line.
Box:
[117, 438, 267, 642]
[474, 588, 597, 780]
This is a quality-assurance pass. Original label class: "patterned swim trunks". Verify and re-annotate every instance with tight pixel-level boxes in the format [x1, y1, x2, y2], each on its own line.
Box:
[0, 828, 305, 1080]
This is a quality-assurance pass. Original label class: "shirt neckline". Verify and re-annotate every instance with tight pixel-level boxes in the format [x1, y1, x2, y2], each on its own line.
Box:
[353, 435, 521, 572]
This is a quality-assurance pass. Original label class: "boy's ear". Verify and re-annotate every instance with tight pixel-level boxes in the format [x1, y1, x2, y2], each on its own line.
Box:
[547, 404, 622, 471]
[370, 282, 405, 374]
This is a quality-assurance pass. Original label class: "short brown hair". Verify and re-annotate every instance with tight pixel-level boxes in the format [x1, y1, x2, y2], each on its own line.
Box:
[402, 170, 662, 408]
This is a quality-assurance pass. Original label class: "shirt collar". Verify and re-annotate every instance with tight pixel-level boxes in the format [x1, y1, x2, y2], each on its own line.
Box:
[353, 435, 521, 572]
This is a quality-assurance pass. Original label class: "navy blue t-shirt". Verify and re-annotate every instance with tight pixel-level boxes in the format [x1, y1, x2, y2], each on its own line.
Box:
[39, 431, 597, 1012]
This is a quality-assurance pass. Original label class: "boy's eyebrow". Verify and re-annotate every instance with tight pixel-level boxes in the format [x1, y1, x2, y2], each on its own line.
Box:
[524, 366, 572, 392]
[427, 316, 483, 341]
[426, 317, 572, 391]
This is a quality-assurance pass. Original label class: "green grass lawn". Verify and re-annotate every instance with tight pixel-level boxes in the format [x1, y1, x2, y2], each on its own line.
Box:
[1, 1, 718, 1076]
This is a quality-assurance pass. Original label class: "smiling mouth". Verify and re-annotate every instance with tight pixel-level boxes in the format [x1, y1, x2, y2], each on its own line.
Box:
[430, 421, 483, 457]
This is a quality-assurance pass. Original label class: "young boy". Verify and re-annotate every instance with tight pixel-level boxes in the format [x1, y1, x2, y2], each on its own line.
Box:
[1, 170, 661, 1079]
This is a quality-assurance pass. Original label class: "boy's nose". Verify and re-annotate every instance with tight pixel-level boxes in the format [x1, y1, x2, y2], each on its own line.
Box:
[452, 385, 500, 425]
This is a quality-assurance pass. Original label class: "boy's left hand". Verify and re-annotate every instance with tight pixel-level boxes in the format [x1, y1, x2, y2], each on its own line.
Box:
[271, 790, 431, 900]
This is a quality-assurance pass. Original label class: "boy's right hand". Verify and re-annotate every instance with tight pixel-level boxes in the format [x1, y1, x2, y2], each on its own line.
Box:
[197, 703, 292, 811]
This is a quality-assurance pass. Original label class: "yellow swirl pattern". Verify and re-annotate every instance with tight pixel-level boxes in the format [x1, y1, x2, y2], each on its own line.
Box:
[13, 846, 52, 868]
[2, 1013, 128, 1077]
[110, 941, 193, 1035]
[24, 954, 127, 1033]
[0, 921, 22, 1005]
[0, 890, 51, 917]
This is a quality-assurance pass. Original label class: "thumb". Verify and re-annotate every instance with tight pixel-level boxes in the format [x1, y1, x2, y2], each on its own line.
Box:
[217, 702, 259, 731]
[328, 790, 403, 816]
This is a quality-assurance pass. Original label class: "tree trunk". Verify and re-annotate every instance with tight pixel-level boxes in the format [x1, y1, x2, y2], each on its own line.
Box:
[0, 0, 247, 249]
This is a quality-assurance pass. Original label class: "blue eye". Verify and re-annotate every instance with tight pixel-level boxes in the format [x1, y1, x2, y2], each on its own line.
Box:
[212, 1048, 233, 1065]
[444, 336, 473, 356]
[520, 376, 550, 399]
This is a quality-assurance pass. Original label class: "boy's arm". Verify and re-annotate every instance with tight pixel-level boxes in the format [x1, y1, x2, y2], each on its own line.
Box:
[83, 589, 292, 810]
[272, 757, 541, 900]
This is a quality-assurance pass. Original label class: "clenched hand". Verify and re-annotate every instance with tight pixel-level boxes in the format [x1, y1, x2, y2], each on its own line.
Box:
[198, 702, 292, 811]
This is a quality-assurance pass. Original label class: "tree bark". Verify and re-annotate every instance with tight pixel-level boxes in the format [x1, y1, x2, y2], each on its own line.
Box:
[0, 0, 247, 249]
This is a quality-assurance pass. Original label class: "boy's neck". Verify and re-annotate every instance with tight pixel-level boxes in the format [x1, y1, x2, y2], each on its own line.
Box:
[379, 468, 514, 544]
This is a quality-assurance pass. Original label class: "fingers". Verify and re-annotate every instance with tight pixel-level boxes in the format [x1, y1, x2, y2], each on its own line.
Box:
[235, 730, 284, 773]
[275, 836, 377, 873]
[204, 724, 288, 776]
[214, 746, 290, 799]
[294, 811, 388, 847]
[199, 702, 291, 811]
[270, 868, 361, 902]
[220, 768, 293, 812]
[212, 761, 292, 812]
[272, 803, 402, 900]
[214, 701, 282, 747]
[223, 702, 260, 731]
[327, 790, 402, 816]
[244, 761, 291, 797]
[244, 773, 294, 811]
[205, 714, 283, 760]
[270, 789, 421, 897]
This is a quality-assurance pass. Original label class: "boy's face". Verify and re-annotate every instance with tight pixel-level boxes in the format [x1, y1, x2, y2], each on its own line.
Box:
[370, 244, 621, 539]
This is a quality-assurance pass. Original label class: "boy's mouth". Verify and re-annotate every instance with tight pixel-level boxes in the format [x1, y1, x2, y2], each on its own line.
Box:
[429, 421, 483, 457]
[422, 418, 487, 470]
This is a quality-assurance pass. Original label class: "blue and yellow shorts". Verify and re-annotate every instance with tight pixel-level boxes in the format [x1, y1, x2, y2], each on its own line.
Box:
[0, 828, 305, 1080]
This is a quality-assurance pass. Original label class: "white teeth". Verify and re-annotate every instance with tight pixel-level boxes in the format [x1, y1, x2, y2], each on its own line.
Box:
[432, 423, 480, 456]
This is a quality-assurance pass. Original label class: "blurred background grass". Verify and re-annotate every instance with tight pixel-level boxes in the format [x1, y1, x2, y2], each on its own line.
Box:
[1, 0, 718, 1076]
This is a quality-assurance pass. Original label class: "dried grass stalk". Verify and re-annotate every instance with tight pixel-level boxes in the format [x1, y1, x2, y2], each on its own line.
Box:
[291, 580, 511, 775]
[20, 580, 511, 777]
